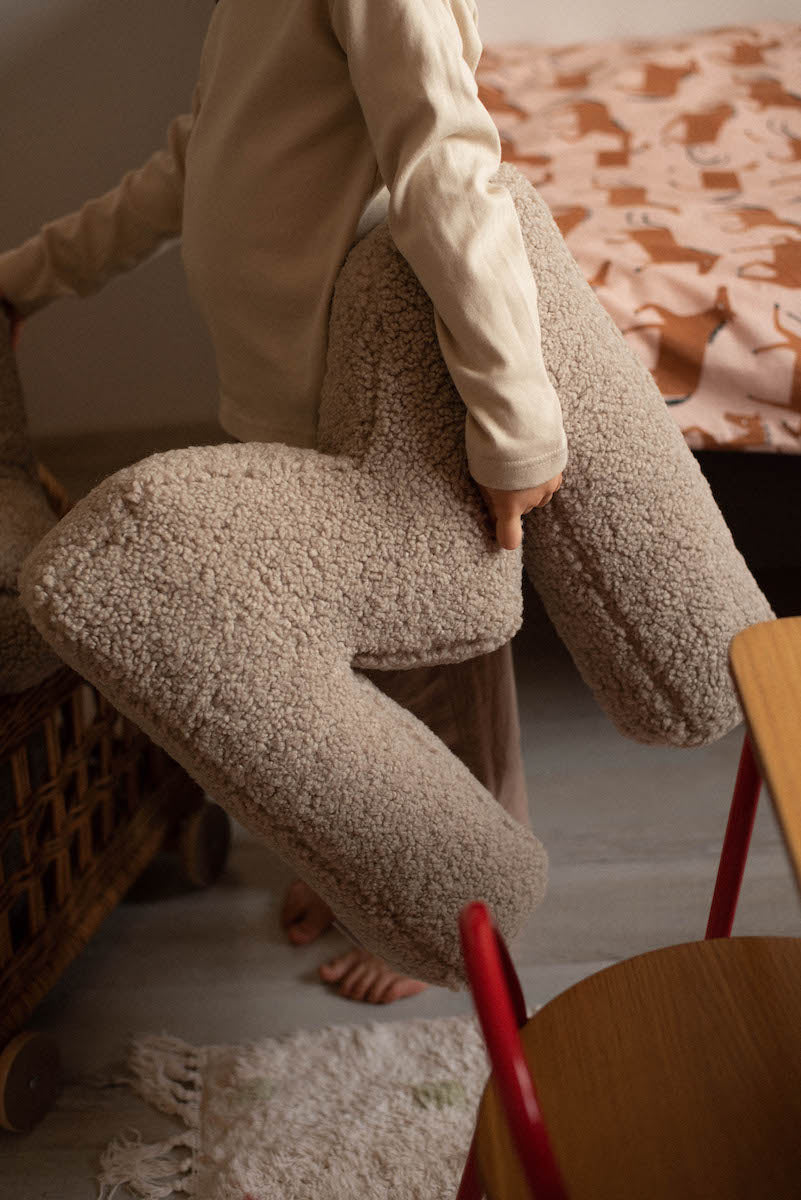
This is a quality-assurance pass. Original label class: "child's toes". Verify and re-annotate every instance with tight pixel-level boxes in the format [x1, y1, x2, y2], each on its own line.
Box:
[383, 976, 429, 1002]
[287, 917, 319, 944]
[318, 947, 431, 1004]
[280, 878, 308, 926]
[319, 947, 363, 983]
[368, 973, 398, 1004]
[281, 879, 334, 944]
[344, 964, 374, 1001]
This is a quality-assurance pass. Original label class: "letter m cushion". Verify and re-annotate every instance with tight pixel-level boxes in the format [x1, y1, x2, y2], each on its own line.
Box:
[17, 163, 772, 986]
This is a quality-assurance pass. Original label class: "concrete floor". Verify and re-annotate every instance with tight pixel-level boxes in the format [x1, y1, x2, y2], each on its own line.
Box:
[3, 448, 800, 1198]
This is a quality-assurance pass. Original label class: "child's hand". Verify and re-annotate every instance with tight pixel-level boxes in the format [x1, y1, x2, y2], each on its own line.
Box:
[475, 471, 563, 551]
[0, 292, 24, 351]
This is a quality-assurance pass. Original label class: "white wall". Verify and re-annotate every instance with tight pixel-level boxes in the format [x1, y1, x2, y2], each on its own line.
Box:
[1, 0, 218, 438]
[477, 0, 801, 46]
[1, 0, 797, 438]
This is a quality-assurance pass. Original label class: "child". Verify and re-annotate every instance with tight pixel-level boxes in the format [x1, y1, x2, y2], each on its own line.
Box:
[0, 0, 565, 1004]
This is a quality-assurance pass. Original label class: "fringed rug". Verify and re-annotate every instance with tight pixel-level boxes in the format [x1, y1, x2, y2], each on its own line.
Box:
[94, 1010, 518, 1199]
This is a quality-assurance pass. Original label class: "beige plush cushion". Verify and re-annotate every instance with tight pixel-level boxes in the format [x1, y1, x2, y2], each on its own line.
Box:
[0, 310, 65, 692]
[497, 162, 777, 749]
[17, 163, 773, 987]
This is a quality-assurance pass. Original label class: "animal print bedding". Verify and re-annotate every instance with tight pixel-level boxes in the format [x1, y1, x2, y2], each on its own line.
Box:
[476, 19, 801, 454]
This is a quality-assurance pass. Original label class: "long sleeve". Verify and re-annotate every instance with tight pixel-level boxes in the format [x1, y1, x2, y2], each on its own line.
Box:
[0, 82, 200, 319]
[327, 0, 567, 491]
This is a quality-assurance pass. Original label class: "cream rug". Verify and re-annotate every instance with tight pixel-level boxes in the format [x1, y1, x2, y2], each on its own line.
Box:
[93, 1010, 527, 1199]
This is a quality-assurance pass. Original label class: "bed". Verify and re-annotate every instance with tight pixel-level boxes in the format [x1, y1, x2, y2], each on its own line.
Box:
[476, 17, 801, 613]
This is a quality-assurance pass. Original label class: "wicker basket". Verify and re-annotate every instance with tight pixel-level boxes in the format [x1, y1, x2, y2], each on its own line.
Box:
[0, 462, 231, 1133]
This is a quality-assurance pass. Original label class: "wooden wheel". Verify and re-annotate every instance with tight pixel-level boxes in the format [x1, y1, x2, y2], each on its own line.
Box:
[0, 1031, 62, 1132]
[178, 799, 231, 888]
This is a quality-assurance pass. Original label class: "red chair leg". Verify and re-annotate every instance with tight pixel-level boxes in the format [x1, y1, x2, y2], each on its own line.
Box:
[705, 729, 762, 939]
[460, 902, 569, 1200]
[495, 924, 528, 1029]
[455, 1127, 485, 1200]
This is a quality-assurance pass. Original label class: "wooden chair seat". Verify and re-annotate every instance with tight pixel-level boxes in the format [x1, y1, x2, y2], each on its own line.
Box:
[729, 615, 801, 893]
[469, 617, 801, 1198]
[475, 935, 801, 1199]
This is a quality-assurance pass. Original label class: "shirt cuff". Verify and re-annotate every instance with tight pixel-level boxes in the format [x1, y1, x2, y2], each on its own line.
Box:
[466, 435, 568, 491]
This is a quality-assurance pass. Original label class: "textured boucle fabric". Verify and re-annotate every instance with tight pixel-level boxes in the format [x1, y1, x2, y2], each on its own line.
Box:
[15, 162, 773, 986]
[494, 163, 777, 747]
[0, 310, 65, 692]
[13, 174, 539, 990]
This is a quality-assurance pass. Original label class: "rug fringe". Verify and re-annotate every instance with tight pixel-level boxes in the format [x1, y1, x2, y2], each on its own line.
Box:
[96, 1126, 198, 1199]
[125, 1032, 203, 1127]
[95, 1033, 203, 1200]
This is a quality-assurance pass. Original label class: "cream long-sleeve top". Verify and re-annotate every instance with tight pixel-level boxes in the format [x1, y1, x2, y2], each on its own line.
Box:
[0, 0, 568, 491]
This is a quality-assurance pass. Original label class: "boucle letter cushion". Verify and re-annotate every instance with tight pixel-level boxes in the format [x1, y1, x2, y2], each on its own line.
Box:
[16, 163, 773, 987]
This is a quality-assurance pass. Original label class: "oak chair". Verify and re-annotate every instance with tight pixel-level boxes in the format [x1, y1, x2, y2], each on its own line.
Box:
[457, 615, 801, 1199]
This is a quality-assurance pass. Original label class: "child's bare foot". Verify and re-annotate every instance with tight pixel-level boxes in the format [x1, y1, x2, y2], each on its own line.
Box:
[280, 878, 334, 944]
[319, 946, 430, 1004]
[281, 880, 429, 1003]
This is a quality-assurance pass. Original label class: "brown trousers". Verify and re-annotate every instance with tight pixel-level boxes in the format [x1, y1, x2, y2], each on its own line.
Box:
[327, 640, 532, 952]
[358, 639, 531, 831]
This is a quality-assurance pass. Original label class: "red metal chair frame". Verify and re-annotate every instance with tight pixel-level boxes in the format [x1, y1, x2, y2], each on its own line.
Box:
[456, 728, 763, 1200]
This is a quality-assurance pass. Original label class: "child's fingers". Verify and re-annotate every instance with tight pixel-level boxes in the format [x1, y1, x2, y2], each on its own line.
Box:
[495, 511, 523, 551]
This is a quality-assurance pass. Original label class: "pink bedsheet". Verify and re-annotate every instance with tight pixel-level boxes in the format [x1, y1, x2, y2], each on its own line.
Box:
[477, 19, 801, 454]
